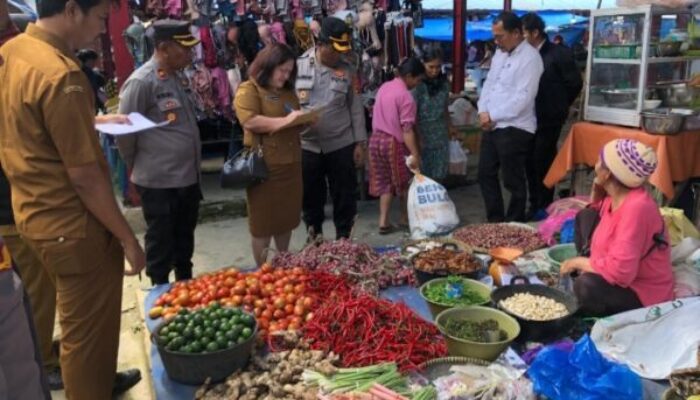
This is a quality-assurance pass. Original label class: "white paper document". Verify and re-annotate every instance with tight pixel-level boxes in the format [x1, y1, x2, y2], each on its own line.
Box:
[95, 113, 169, 136]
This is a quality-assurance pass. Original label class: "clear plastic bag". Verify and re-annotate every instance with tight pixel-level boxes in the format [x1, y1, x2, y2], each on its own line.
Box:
[448, 140, 468, 176]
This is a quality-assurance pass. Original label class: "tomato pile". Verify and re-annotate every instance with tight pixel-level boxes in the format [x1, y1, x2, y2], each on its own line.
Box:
[150, 265, 325, 338]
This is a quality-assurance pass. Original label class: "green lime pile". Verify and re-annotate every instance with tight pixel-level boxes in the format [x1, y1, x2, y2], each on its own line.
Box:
[157, 302, 255, 354]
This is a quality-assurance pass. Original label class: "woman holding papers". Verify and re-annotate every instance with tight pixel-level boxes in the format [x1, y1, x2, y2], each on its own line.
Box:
[234, 43, 309, 265]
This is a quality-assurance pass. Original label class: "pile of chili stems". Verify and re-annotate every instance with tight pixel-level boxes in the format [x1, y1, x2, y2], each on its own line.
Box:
[303, 289, 447, 372]
[271, 239, 416, 295]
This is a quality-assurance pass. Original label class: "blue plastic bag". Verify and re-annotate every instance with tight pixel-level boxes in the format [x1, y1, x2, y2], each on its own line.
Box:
[528, 335, 642, 400]
[559, 219, 575, 244]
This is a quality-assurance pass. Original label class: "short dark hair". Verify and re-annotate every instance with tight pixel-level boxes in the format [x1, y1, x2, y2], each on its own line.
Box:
[421, 48, 443, 63]
[397, 57, 425, 77]
[522, 13, 545, 36]
[248, 43, 298, 90]
[493, 11, 522, 34]
[38, 0, 119, 19]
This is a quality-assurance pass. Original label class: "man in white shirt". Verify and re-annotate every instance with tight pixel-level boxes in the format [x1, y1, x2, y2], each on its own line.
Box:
[477, 12, 543, 222]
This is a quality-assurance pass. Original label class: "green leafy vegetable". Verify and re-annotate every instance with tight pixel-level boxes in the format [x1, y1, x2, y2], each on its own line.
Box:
[443, 318, 507, 343]
[423, 276, 487, 306]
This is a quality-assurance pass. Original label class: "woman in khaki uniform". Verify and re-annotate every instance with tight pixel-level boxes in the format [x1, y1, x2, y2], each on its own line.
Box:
[234, 43, 308, 265]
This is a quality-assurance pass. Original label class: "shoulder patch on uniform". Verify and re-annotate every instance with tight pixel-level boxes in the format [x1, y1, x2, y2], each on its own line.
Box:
[63, 85, 84, 94]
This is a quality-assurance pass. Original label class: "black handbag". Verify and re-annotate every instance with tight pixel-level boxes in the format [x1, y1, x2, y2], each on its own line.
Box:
[220, 136, 268, 189]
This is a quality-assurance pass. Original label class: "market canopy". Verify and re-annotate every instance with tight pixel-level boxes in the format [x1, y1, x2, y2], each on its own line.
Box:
[416, 10, 590, 43]
[421, 0, 616, 10]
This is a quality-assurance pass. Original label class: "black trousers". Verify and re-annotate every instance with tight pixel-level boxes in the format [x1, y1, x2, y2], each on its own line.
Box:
[478, 127, 534, 222]
[302, 144, 357, 239]
[574, 273, 643, 317]
[136, 184, 201, 285]
[527, 124, 562, 213]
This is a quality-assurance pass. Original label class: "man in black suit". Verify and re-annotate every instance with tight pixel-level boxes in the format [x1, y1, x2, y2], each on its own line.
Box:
[522, 13, 583, 220]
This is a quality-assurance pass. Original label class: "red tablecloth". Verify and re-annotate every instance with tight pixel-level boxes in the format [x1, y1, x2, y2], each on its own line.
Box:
[544, 122, 700, 199]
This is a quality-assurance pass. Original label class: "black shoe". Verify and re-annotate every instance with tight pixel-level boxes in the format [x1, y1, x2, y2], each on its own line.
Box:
[46, 368, 64, 391]
[305, 226, 322, 244]
[113, 369, 142, 395]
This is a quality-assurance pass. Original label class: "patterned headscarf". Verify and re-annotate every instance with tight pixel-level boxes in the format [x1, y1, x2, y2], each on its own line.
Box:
[601, 139, 658, 188]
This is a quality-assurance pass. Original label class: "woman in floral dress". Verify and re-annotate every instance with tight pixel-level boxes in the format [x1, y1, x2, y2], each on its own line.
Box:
[413, 48, 452, 180]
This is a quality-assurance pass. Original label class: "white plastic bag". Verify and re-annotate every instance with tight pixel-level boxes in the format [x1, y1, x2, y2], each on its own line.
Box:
[449, 97, 477, 127]
[448, 140, 468, 176]
[590, 297, 700, 380]
[407, 173, 460, 239]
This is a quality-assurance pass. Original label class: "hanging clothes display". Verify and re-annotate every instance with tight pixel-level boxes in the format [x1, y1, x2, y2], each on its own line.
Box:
[123, 0, 420, 126]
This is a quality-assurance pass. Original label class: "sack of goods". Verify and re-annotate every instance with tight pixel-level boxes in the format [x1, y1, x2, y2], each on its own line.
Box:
[448, 140, 468, 176]
[407, 171, 460, 239]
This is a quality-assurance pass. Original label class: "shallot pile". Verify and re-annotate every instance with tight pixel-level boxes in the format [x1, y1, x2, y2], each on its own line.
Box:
[271, 240, 416, 294]
[453, 224, 546, 253]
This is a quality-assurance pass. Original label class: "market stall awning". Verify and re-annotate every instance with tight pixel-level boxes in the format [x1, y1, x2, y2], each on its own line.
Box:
[416, 10, 589, 43]
[421, 0, 616, 10]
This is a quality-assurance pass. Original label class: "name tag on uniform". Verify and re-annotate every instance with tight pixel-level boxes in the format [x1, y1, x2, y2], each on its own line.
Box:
[266, 95, 280, 102]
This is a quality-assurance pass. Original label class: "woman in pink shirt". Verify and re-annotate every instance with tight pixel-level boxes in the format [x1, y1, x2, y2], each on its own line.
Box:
[560, 139, 674, 316]
[368, 58, 425, 234]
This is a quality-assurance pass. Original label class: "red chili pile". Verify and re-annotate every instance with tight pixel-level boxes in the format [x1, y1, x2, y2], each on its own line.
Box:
[271, 239, 416, 295]
[303, 292, 447, 372]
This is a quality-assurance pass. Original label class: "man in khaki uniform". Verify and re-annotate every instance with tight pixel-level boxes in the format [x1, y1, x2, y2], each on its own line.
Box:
[0, 4, 62, 391]
[0, 0, 146, 398]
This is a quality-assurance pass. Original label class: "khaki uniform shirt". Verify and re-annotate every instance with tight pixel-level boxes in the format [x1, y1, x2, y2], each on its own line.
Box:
[234, 80, 303, 166]
[295, 48, 367, 154]
[0, 24, 107, 240]
[116, 58, 202, 189]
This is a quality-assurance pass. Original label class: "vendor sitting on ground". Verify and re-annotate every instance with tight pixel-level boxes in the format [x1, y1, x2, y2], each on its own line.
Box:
[560, 139, 674, 317]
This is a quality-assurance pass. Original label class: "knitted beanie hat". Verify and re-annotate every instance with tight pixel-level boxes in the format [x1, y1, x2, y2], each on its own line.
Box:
[601, 139, 657, 188]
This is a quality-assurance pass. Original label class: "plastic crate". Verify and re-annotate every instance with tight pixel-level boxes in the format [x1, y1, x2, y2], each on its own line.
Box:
[594, 44, 640, 59]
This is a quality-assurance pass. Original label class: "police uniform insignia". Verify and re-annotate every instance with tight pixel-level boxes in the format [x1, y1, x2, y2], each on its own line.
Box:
[181, 78, 189, 87]
[298, 90, 309, 101]
[166, 112, 177, 122]
[157, 69, 168, 80]
[334, 70, 346, 78]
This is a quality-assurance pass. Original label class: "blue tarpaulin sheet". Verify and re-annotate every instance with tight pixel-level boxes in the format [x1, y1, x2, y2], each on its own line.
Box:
[143, 279, 433, 400]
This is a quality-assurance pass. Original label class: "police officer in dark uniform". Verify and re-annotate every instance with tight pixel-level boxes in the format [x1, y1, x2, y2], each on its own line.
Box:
[117, 20, 202, 286]
[296, 17, 367, 240]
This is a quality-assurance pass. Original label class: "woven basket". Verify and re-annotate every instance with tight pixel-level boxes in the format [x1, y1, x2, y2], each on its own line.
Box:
[418, 356, 490, 382]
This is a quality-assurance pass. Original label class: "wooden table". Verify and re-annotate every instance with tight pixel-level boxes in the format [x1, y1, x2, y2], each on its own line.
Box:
[544, 122, 700, 200]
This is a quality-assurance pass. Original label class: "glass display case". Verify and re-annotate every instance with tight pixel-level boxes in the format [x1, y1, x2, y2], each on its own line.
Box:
[584, 5, 700, 127]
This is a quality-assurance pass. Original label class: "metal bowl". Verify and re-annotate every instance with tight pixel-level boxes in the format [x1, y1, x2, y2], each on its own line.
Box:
[656, 41, 683, 57]
[641, 108, 686, 135]
[655, 81, 700, 108]
[601, 88, 638, 105]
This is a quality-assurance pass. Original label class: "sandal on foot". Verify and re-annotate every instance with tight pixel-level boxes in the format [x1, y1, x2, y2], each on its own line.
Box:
[379, 225, 397, 235]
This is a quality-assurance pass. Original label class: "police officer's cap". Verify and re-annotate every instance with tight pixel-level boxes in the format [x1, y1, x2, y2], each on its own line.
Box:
[319, 17, 352, 53]
[153, 19, 200, 47]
